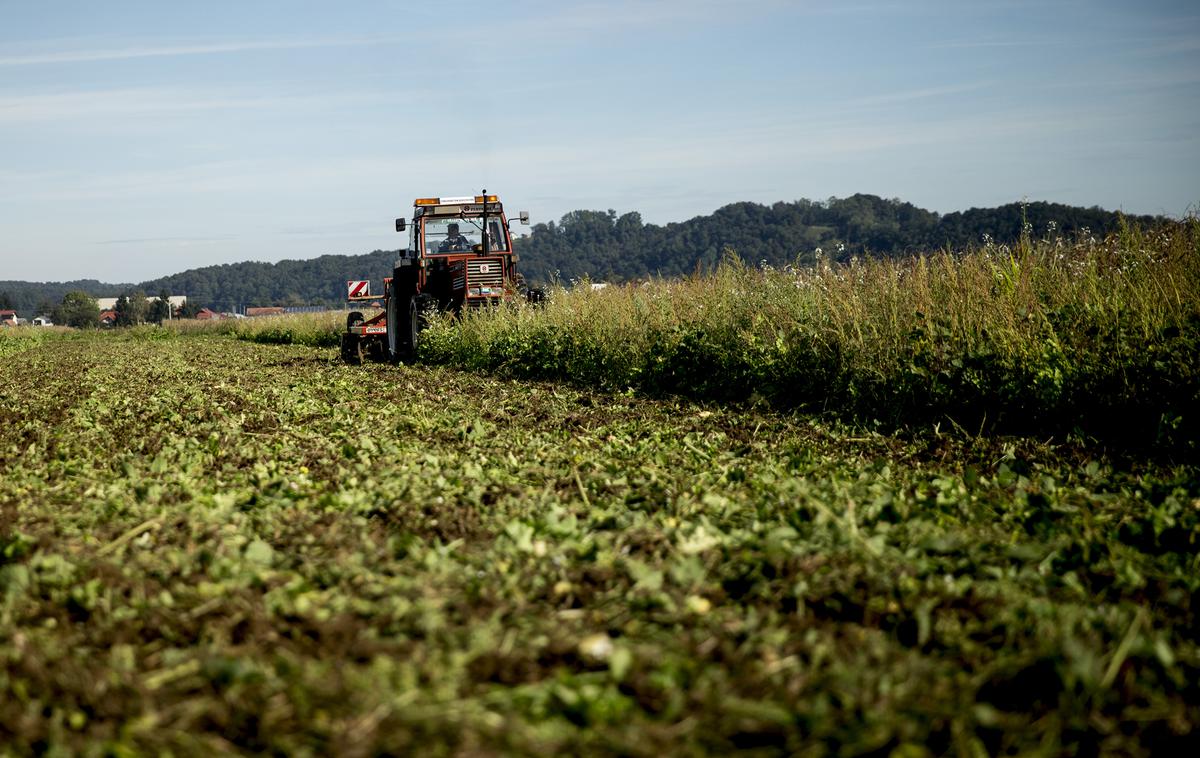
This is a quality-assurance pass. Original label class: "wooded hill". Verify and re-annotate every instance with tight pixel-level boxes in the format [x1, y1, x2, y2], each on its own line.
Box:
[1, 195, 1164, 315]
[140, 251, 399, 314]
[0, 252, 397, 317]
[514, 195, 1162, 282]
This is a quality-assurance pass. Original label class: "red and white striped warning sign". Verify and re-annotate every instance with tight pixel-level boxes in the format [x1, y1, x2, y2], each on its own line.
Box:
[347, 280, 370, 298]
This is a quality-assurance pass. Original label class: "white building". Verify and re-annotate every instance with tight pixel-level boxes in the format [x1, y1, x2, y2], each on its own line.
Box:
[95, 295, 187, 311]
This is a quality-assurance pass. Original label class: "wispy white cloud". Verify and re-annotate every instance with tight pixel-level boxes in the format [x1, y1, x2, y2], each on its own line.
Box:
[806, 1, 917, 15]
[1134, 35, 1200, 56]
[929, 38, 1059, 49]
[4, 5, 702, 73]
[0, 156, 395, 203]
[1028, 67, 1200, 92]
[278, 220, 382, 238]
[0, 35, 396, 67]
[0, 86, 375, 123]
[474, 0, 793, 47]
[843, 81, 992, 106]
[97, 235, 235, 245]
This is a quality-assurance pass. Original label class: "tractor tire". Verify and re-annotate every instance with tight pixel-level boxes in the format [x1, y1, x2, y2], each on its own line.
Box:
[408, 294, 436, 357]
[340, 332, 364, 365]
[386, 295, 406, 363]
[513, 272, 545, 305]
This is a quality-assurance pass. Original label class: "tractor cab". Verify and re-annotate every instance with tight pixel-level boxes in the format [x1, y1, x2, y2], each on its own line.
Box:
[387, 192, 530, 358]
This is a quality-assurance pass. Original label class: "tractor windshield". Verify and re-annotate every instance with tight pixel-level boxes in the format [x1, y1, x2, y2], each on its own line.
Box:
[423, 216, 508, 255]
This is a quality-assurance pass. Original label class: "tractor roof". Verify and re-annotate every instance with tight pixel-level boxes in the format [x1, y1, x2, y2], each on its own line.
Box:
[412, 194, 504, 216]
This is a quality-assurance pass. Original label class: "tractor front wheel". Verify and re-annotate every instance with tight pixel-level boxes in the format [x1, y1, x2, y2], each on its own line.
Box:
[408, 294, 436, 357]
[386, 295, 405, 363]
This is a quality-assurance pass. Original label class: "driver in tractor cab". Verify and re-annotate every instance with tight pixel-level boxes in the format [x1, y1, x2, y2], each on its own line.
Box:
[439, 223, 471, 253]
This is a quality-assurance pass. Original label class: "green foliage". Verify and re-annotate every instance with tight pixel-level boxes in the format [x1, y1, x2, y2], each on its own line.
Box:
[514, 196, 1163, 284]
[147, 290, 173, 324]
[114, 290, 149, 326]
[423, 222, 1200, 451]
[0, 335, 1196, 754]
[0, 326, 70, 359]
[180, 298, 204, 319]
[52, 290, 100, 328]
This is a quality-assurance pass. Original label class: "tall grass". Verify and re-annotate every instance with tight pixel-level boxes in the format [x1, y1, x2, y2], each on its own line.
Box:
[163, 311, 346, 348]
[421, 221, 1200, 447]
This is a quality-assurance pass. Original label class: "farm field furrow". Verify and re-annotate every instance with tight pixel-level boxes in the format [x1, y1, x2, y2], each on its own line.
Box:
[1, 333, 1197, 755]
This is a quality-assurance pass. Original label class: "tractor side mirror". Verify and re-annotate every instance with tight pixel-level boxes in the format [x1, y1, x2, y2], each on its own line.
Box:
[519, 211, 530, 225]
[395, 218, 406, 232]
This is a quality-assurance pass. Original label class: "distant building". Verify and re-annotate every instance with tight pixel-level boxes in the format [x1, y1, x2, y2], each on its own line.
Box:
[0, 310, 17, 326]
[96, 295, 187, 312]
[98, 309, 118, 327]
[245, 306, 286, 317]
[282, 305, 329, 314]
[32, 316, 53, 326]
[194, 308, 222, 321]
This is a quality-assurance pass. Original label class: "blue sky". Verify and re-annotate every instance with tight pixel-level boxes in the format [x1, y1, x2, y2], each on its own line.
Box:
[2, 0, 1197, 283]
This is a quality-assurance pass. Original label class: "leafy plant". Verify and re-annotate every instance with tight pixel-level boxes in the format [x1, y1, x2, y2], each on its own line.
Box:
[0, 332, 1196, 754]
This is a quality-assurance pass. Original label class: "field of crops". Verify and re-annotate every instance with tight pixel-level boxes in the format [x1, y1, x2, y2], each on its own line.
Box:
[422, 223, 1200, 452]
[1, 323, 1197, 755]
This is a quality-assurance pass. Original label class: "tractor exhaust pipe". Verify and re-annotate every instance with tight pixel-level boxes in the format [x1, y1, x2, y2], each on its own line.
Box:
[480, 188, 490, 255]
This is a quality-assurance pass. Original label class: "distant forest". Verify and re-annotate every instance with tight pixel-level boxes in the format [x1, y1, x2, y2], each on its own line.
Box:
[514, 195, 1162, 282]
[0, 252, 397, 317]
[0, 195, 1165, 316]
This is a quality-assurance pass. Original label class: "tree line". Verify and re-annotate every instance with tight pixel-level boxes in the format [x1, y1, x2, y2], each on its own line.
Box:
[0, 279, 131, 321]
[0, 252, 397, 320]
[512, 195, 1164, 283]
[1, 195, 1167, 319]
[34, 290, 202, 329]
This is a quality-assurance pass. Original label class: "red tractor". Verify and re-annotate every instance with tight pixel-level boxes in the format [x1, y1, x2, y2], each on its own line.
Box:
[340, 191, 533, 364]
